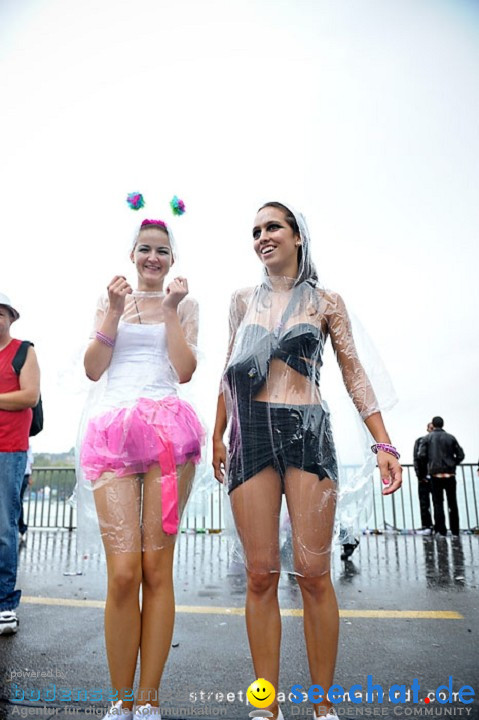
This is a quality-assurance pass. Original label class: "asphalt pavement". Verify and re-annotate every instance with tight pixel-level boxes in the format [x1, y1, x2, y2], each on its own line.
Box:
[1, 530, 477, 720]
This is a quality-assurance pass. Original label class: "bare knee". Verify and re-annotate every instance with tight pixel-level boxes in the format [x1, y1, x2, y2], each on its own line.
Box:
[247, 570, 280, 598]
[142, 550, 174, 592]
[296, 572, 333, 601]
[107, 560, 142, 601]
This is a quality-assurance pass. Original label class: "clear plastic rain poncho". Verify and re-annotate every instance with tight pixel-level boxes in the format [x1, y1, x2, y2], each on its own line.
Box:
[221, 203, 392, 577]
[76, 240, 205, 556]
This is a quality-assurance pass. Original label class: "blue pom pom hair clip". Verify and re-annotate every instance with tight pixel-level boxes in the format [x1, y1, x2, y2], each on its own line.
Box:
[126, 192, 145, 211]
[169, 195, 186, 216]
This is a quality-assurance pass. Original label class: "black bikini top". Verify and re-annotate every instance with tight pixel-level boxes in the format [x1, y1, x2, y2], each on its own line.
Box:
[225, 322, 324, 400]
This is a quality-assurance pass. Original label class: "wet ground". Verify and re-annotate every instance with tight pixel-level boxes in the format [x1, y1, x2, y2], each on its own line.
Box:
[1, 530, 478, 719]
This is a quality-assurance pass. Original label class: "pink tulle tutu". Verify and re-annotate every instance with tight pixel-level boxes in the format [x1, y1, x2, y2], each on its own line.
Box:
[81, 396, 204, 482]
[80, 396, 204, 535]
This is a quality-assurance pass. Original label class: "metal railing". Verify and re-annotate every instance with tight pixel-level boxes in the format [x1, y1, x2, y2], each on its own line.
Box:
[369, 462, 479, 533]
[25, 464, 479, 533]
[24, 467, 76, 531]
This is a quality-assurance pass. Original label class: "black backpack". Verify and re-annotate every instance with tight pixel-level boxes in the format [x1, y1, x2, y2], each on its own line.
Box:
[12, 341, 44, 436]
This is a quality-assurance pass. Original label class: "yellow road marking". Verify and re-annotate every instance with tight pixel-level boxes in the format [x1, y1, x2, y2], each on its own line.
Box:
[21, 597, 463, 619]
[23, 596, 105, 609]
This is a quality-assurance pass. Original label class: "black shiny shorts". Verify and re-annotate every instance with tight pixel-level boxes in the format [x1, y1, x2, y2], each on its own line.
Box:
[227, 401, 338, 493]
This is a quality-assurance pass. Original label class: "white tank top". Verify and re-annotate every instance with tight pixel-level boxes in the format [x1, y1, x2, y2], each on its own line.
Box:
[100, 321, 178, 409]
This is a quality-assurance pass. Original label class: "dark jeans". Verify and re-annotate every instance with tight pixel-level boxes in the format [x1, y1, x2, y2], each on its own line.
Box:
[431, 476, 459, 536]
[19, 474, 30, 535]
[0, 451, 27, 610]
[418, 477, 433, 528]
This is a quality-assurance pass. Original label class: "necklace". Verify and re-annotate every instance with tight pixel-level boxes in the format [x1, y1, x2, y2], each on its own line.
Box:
[133, 297, 142, 324]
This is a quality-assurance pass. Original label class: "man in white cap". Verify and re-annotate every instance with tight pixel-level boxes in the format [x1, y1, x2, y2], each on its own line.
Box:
[0, 293, 40, 634]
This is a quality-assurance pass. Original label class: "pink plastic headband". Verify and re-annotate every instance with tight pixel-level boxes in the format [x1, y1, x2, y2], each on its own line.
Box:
[140, 219, 168, 230]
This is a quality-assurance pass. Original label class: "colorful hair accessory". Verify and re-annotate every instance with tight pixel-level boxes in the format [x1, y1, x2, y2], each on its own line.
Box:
[126, 192, 145, 210]
[169, 195, 186, 216]
[140, 218, 168, 230]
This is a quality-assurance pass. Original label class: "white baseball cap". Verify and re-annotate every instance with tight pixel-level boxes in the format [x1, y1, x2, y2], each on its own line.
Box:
[0, 293, 20, 321]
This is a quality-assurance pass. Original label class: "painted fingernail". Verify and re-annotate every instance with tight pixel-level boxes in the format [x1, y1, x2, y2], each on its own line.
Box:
[382, 478, 390, 485]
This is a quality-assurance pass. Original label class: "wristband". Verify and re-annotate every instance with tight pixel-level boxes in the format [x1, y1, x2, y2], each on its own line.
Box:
[371, 443, 400, 460]
[95, 331, 115, 348]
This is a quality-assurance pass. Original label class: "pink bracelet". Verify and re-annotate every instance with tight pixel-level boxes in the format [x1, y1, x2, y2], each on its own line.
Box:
[95, 331, 115, 348]
[371, 443, 400, 460]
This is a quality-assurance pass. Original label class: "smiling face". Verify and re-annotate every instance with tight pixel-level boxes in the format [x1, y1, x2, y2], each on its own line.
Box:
[246, 678, 276, 709]
[131, 227, 174, 290]
[253, 206, 301, 278]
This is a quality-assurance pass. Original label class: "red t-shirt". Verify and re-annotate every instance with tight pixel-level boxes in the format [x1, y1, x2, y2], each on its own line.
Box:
[0, 339, 32, 452]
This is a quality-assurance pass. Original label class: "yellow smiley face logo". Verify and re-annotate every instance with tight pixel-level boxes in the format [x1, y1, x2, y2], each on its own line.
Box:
[246, 678, 276, 708]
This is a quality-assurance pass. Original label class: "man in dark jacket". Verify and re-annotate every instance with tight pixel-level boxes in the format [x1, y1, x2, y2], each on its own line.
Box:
[413, 423, 434, 534]
[418, 416, 465, 536]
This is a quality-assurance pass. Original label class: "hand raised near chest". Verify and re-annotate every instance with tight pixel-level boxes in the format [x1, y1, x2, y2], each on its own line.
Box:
[163, 277, 189, 312]
[107, 276, 133, 316]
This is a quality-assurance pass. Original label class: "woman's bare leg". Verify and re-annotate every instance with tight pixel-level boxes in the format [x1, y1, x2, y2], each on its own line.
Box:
[284, 470, 338, 718]
[231, 467, 283, 718]
[94, 475, 142, 708]
[137, 462, 195, 706]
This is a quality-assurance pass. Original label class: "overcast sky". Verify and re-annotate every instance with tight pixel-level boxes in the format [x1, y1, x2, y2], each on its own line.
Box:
[1, 0, 478, 463]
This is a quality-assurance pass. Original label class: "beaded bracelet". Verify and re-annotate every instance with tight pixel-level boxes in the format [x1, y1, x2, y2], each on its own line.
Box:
[95, 331, 115, 348]
[371, 443, 400, 460]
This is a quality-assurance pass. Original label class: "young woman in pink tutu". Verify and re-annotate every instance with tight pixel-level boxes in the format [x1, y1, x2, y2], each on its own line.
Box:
[80, 218, 204, 720]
